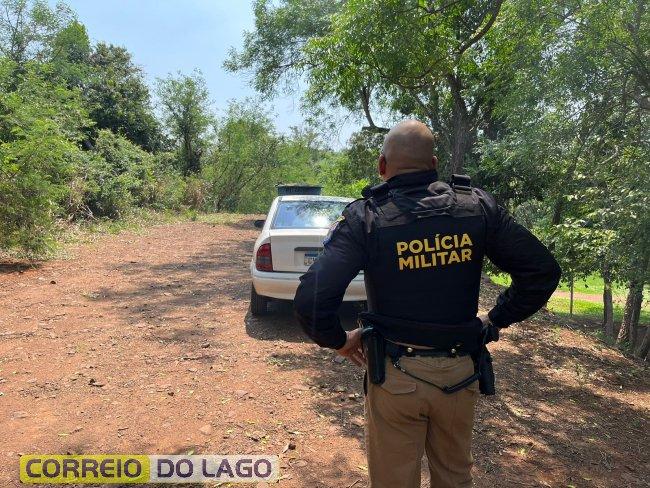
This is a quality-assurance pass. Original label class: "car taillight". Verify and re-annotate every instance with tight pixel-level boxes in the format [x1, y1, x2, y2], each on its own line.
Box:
[256, 243, 273, 272]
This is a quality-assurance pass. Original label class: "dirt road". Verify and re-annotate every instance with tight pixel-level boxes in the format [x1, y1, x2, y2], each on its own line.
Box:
[1, 217, 648, 487]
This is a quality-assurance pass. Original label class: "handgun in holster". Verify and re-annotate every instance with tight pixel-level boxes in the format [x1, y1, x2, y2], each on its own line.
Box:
[360, 326, 386, 385]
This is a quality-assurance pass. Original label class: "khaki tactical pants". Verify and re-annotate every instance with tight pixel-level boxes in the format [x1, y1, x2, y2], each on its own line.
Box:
[365, 355, 478, 488]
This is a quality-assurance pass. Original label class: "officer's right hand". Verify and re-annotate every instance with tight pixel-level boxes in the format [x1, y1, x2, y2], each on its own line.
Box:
[336, 328, 365, 367]
[478, 313, 500, 343]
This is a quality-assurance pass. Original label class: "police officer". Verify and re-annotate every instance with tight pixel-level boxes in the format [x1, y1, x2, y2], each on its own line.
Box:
[294, 120, 561, 488]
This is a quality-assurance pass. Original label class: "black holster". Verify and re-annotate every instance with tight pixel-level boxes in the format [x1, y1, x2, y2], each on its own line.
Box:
[474, 346, 496, 396]
[361, 326, 386, 385]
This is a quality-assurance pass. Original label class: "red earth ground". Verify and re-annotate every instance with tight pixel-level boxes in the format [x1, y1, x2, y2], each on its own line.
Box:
[0, 217, 648, 488]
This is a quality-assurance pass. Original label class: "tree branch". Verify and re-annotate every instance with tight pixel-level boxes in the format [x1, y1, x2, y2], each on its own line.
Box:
[457, 0, 504, 59]
[359, 86, 389, 132]
[446, 73, 469, 118]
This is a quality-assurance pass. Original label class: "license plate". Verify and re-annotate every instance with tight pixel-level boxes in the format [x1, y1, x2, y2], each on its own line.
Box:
[304, 252, 319, 266]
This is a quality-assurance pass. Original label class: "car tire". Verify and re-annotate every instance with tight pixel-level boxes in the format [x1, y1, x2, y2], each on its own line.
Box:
[250, 284, 268, 315]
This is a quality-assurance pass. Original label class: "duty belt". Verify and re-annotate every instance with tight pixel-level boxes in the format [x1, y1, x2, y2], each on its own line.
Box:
[384, 341, 470, 359]
[384, 339, 480, 394]
[359, 313, 498, 396]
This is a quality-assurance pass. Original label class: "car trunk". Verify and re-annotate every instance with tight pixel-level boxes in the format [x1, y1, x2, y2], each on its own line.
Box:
[269, 228, 328, 272]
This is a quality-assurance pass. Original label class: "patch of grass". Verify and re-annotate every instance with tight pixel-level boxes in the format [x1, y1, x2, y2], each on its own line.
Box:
[23, 209, 253, 261]
[58, 208, 176, 245]
[546, 296, 650, 325]
[555, 273, 630, 295]
[489, 272, 633, 296]
[60, 209, 250, 243]
[0, 209, 171, 261]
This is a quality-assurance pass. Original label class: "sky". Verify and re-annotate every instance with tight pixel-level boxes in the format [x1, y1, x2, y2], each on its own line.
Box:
[59, 0, 356, 147]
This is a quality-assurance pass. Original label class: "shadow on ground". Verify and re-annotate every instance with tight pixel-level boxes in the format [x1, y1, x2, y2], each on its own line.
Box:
[247, 309, 650, 487]
[0, 260, 42, 274]
[471, 323, 649, 486]
[90, 238, 252, 342]
[245, 301, 361, 343]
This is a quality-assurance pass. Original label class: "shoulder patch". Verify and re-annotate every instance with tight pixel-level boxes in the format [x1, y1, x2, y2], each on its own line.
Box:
[323, 216, 345, 246]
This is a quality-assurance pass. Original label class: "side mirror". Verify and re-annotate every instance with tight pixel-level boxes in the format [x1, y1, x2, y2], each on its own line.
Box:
[254, 219, 265, 229]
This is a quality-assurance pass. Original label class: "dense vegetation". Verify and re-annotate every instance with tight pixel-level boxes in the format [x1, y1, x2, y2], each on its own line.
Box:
[0, 1, 647, 357]
[0, 0, 365, 252]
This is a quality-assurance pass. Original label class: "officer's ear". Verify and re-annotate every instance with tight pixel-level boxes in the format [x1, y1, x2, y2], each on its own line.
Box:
[431, 155, 438, 169]
[378, 154, 387, 178]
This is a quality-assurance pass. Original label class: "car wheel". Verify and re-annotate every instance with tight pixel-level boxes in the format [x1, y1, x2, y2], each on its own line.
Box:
[250, 284, 268, 315]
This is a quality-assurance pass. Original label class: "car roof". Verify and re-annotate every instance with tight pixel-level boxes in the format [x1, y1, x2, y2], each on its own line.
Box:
[278, 195, 354, 202]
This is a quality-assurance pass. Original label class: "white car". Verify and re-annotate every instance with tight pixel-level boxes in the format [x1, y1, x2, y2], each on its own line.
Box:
[250, 195, 366, 315]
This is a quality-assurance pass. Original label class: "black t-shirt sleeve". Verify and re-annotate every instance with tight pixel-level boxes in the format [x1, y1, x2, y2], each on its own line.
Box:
[477, 190, 562, 328]
[294, 203, 368, 349]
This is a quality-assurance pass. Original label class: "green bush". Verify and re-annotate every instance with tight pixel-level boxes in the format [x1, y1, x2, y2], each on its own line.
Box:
[80, 153, 135, 218]
[66, 136, 185, 220]
[0, 120, 82, 252]
[320, 153, 369, 199]
[0, 60, 89, 253]
[78, 130, 158, 218]
[182, 175, 209, 210]
[149, 153, 186, 211]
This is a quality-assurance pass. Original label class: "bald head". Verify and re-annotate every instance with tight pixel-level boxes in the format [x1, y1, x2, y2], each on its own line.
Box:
[379, 120, 436, 180]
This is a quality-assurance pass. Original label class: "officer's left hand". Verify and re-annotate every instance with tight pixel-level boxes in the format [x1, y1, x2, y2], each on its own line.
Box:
[335, 328, 365, 367]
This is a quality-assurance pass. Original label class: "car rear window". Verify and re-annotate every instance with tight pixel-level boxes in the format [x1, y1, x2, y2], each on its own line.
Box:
[272, 201, 349, 229]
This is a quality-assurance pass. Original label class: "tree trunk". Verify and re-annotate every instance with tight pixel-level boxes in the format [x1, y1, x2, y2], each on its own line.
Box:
[551, 198, 564, 225]
[569, 277, 574, 317]
[630, 284, 644, 348]
[635, 327, 650, 360]
[603, 274, 615, 337]
[449, 113, 472, 176]
[446, 74, 475, 176]
[617, 282, 635, 344]
[617, 281, 643, 346]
